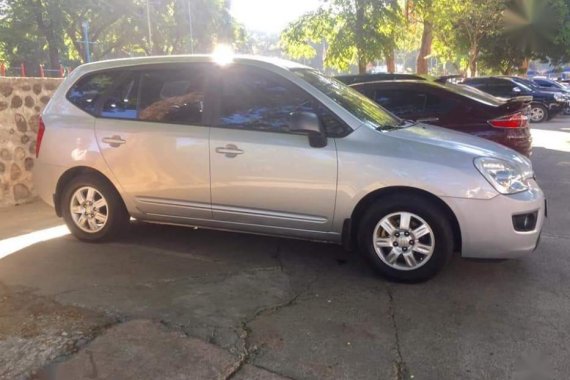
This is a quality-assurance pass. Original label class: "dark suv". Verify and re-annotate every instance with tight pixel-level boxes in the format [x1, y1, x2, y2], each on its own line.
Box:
[350, 80, 533, 156]
[463, 76, 566, 123]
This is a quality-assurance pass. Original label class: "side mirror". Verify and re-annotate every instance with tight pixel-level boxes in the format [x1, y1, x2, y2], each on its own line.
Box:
[289, 111, 327, 148]
[512, 87, 522, 94]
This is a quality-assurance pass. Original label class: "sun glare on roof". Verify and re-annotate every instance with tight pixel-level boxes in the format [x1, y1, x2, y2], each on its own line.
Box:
[212, 44, 234, 66]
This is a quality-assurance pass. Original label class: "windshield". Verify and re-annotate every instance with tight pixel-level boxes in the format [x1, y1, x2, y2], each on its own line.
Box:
[446, 83, 503, 106]
[292, 68, 402, 131]
[509, 77, 536, 91]
[536, 79, 565, 89]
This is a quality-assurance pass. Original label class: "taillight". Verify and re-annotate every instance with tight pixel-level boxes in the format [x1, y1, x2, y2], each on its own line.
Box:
[488, 112, 528, 128]
[36, 116, 45, 158]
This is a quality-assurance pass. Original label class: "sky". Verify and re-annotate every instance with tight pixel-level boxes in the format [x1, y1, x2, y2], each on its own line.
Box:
[230, 0, 321, 34]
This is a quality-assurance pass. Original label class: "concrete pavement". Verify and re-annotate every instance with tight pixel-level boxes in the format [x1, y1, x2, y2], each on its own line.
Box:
[1, 118, 570, 379]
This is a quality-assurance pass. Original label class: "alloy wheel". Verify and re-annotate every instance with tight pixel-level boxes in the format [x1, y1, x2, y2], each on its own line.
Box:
[530, 107, 545, 122]
[69, 186, 109, 233]
[372, 212, 435, 271]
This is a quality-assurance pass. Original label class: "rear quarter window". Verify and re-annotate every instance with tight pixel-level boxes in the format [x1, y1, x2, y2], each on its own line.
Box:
[67, 71, 122, 115]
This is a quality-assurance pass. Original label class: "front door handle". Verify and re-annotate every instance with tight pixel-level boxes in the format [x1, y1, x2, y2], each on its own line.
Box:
[215, 144, 244, 158]
[102, 135, 126, 148]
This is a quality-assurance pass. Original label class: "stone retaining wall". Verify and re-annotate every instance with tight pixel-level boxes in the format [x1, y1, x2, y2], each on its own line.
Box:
[0, 77, 63, 206]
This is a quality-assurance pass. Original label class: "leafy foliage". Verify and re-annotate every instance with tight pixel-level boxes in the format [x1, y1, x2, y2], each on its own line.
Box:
[0, 0, 241, 73]
[281, 0, 401, 73]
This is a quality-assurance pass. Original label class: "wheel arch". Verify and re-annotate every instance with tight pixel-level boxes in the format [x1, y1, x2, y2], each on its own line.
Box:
[54, 166, 124, 217]
[348, 186, 462, 252]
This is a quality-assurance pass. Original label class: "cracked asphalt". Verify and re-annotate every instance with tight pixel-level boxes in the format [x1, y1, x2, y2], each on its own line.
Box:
[1, 119, 570, 379]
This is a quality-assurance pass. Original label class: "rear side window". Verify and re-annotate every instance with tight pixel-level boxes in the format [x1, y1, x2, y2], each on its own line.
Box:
[374, 89, 426, 115]
[67, 72, 120, 115]
[101, 75, 139, 119]
[139, 67, 207, 125]
[374, 89, 458, 117]
[535, 79, 552, 87]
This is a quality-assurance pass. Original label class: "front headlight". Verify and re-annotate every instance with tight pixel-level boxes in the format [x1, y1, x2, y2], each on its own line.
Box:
[474, 157, 530, 194]
[554, 93, 565, 102]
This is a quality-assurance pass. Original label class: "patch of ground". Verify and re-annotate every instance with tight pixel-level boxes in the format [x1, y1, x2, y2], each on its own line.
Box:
[0, 284, 114, 379]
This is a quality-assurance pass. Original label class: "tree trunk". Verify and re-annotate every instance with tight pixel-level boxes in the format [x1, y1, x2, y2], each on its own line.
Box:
[30, 0, 60, 73]
[358, 57, 367, 74]
[416, 21, 432, 75]
[519, 58, 529, 74]
[468, 43, 479, 77]
[355, 0, 367, 74]
[469, 59, 477, 77]
[385, 48, 395, 73]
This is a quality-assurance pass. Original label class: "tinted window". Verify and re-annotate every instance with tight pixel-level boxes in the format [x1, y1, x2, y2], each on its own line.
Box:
[470, 78, 519, 97]
[374, 90, 426, 116]
[67, 71, 120, 114]
[139, 66, 207, 124]
[374, 89, 456, 117]
[424, 92, 455, 113]
[101, 74, 139, 119]
[318, 105, 352, 137]
[463, 78, 485, 85]
[219, 68, 314, 133]
[534, 79, 553, 87]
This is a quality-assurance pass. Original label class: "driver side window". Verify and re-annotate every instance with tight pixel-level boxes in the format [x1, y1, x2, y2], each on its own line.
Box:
[218, 67, 351, 137]
[219, 68, 312, 133]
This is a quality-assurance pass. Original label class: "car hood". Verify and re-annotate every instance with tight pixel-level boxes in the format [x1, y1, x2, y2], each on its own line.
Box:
[387, 123, 531, 168]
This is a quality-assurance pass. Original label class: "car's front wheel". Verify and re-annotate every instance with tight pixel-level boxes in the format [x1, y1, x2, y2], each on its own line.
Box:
[530, 104, 548, 123]
[357, 195, 454, 282]
[62, 175, 129, 242]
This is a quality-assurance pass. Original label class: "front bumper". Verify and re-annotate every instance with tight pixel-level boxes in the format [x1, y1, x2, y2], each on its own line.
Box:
[548, 101, 564, 112]
[443, 179, 545, 259]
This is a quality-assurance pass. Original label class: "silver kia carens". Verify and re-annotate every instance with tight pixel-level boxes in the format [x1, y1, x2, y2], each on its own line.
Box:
[34, 55, 546, 281]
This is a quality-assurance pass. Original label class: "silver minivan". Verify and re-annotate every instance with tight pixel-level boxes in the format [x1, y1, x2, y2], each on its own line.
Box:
[34, 55, 545, 281]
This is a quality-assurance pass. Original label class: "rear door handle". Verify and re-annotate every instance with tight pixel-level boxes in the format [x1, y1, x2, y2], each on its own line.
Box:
[102, 135, 126, 148]
[215, 144, 244, 158]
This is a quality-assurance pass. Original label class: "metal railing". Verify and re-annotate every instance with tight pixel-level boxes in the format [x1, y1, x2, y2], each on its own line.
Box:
[0, 63, 69, 78]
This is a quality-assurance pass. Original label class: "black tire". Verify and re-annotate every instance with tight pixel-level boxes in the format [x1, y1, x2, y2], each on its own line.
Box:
[61, 174, 129, 242]
[357, 194, 454, 282]
[530, 104, 548, 123]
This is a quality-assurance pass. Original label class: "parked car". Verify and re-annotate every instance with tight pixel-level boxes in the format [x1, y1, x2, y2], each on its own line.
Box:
[532, 77, 569, 91]
[350, 80, 533, 156]
[434, 75, 465, 84]
[35, 56, 545, 282]
[336, 73, 425, 85]
[531, 77, 570, 115]
[463, 76, 566, 123]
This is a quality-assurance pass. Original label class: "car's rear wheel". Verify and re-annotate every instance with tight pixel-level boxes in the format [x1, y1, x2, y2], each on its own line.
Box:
[357, 195, 454, 282]
[530, 104, 548, 123]
[62, 175, 129, 242]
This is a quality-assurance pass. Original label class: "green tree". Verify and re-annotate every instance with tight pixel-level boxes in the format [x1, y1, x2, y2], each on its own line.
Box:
[477, 0, 570, 74]
[281, 0, 400, 74]
[431, 0, 505, 76]
[0, 0, 242, 73]
[0, 0, 66, 73]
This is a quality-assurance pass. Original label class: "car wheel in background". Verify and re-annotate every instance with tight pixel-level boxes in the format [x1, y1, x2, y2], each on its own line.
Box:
[62, 175, 129, 242]
[357, 194, 454, 282]
[530, 104, 548, 123]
